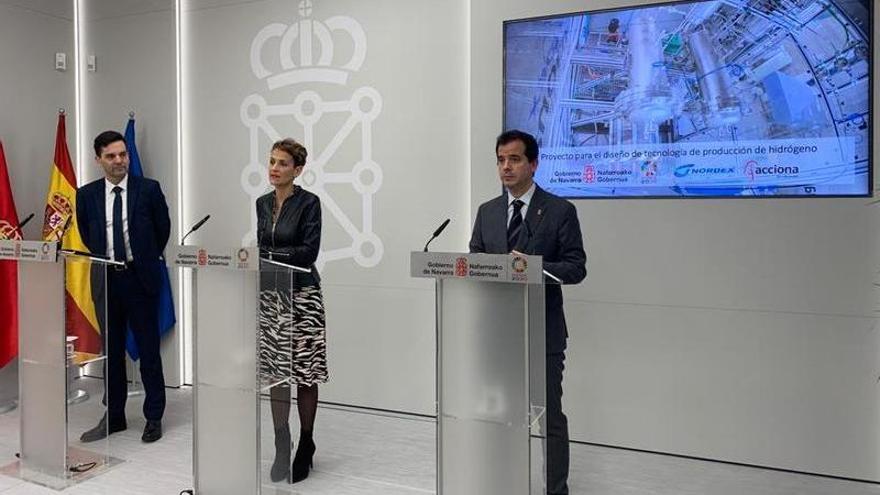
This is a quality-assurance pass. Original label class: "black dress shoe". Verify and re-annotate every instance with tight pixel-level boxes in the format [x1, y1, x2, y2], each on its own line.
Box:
[142, 420, 162, 443]
[80, 415, 127, 443]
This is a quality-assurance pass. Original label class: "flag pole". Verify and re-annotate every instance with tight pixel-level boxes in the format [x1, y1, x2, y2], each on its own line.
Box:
[124, 111, 145, 397]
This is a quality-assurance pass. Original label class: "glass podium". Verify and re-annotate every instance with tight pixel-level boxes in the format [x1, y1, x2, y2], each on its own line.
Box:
[411, 251, 550, 495]
[0, 240, 119, 489]
[167, 246, 307, 495]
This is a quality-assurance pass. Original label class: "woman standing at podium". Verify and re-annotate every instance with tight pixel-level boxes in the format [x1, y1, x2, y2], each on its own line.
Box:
[256, 138, 327, 484]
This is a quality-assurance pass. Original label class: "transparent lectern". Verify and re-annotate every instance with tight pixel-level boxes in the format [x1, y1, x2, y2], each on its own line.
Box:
[411, 251, 549, 495]
[0, 240, 120, 489]
[167, 246, 308, 494]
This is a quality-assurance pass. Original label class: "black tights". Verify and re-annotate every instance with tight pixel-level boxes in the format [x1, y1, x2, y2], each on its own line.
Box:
[270, 383, 318, 434]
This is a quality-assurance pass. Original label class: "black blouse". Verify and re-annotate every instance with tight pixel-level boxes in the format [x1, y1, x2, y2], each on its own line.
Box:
[256, 186, 322, 287]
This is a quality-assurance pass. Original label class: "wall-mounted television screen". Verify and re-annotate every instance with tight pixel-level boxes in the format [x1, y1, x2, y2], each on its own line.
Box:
[503, 0, 872, 198]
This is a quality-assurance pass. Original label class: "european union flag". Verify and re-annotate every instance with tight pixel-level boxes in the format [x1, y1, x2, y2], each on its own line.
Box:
[124, 117, 176, 360]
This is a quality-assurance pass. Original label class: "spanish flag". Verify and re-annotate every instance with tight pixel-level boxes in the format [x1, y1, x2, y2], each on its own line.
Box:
[41, 113, 102, 358]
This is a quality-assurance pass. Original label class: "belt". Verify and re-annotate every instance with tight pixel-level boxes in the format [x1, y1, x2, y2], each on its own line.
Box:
[112, 262, 131, 271]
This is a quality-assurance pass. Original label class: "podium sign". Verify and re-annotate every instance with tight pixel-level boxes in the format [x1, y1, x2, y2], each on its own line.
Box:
[410, 251, 542, 283]
[166, 245, 258, 271]
[0, 240, 57, 262]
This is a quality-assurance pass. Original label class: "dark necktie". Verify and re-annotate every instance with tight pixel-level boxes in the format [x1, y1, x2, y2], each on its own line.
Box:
[112, 186, 125, 262]
[507, 199, 525, 251]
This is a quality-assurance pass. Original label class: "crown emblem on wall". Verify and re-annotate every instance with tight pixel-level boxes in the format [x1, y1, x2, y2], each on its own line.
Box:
[250, 0, 367, 89]
[242, 0, 384, 269]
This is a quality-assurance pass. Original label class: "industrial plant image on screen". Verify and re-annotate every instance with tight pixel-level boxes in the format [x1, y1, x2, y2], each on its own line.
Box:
[503, 0, 872, 198]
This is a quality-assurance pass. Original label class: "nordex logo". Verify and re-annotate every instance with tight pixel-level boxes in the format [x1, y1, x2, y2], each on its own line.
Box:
[243, 0, 383, 270]
[674, 164, 734, 178]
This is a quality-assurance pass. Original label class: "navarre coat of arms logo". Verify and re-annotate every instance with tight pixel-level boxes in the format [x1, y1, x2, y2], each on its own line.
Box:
[243, 0, 383, 271]
[455, 257, 468, 277]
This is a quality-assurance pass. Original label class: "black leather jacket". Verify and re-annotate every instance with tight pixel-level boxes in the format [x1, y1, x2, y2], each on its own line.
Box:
[256, 187, 322, 288]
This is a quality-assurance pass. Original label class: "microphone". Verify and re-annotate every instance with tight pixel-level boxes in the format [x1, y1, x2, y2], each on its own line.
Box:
[423, 218, 450, 252]
[57, 215, 73, 244]
[516, 217, 534, 254]
[59, 248, 110, 261]
[14, 213, 34, 238]
[181, 215, 211, 245]
[17, 213, 34, 230]
[517, 217, 561, 283]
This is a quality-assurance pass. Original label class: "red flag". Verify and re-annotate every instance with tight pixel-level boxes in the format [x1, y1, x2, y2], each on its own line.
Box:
[0, 140, 21, 368]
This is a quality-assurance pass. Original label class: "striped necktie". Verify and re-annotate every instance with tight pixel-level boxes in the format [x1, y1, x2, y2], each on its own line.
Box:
[507, 199, 524, 251]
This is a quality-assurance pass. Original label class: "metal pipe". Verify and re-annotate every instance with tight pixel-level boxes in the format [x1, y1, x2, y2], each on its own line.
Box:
[689, 28, 741, 125]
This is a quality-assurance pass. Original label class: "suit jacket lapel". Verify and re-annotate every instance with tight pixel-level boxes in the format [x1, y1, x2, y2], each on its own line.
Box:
[490, 194, 508, 253]
[521, 186, 548, 253]
[127, 175, 140, 225]
[95, 180, 107, 252]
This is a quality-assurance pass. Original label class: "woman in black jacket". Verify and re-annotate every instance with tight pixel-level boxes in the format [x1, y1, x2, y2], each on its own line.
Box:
[256, 138, 327, 484]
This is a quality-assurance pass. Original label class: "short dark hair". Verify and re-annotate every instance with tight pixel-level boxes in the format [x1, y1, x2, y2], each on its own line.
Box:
[94, 131, 125, 157]
[496, 129, 539, 163]
[271, 138, 308, 167]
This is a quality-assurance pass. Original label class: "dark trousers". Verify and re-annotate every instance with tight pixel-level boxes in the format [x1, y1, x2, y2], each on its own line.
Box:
[546, 351, 569, 495]
[106, 268, 166, 421]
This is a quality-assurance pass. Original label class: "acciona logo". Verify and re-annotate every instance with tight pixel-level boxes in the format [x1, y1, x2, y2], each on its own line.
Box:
[744, 160, 800, 180]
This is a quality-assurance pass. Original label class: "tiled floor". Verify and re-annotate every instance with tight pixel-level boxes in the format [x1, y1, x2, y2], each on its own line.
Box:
[0, 382, 878, 494]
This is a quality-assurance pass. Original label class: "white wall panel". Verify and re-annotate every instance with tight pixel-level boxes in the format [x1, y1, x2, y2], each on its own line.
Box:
[183, 0, 469, 414]
[79, 0, 182, 384]
[0, 0, 75, 403]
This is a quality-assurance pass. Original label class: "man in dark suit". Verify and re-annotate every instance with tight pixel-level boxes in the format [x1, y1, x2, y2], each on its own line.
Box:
[76, 130, 170, 443]
[470, 129, 586, 495]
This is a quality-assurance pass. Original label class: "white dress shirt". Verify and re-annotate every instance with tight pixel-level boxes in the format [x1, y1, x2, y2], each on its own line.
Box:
[105, 175, 133, 262]
[506, 182, 536, 227]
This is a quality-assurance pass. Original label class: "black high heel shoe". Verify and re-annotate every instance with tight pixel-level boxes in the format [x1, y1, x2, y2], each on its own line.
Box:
[270, 426, 291, 482]
[289, 430, 315, 483]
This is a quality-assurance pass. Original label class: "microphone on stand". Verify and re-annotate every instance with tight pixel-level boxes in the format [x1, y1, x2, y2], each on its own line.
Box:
[423, 218, 451, 252]
[13, 213, 34, 239]
[181, 215, 211, 245]
[17, 213, 34, 230]
[55, 216, 111, 260]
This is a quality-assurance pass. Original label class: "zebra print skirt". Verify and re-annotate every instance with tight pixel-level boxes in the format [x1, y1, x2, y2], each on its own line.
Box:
[258, 285, 328, 386]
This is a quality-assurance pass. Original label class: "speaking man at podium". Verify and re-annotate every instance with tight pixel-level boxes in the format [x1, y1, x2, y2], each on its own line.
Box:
[469, 129, 586, 495]
[76, 130, 171, 444]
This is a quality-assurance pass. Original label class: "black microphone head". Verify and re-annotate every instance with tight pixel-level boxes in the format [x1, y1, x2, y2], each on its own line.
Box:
[192, 214, 211, 231]
[18, 213, 35, 229]
[432, 218, 451, 238]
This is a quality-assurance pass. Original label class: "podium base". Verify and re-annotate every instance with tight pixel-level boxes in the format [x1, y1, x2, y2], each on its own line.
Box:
[66, 389, 89, 406]
[0, 448, 123, 490]
[0, 400, 16, 414]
